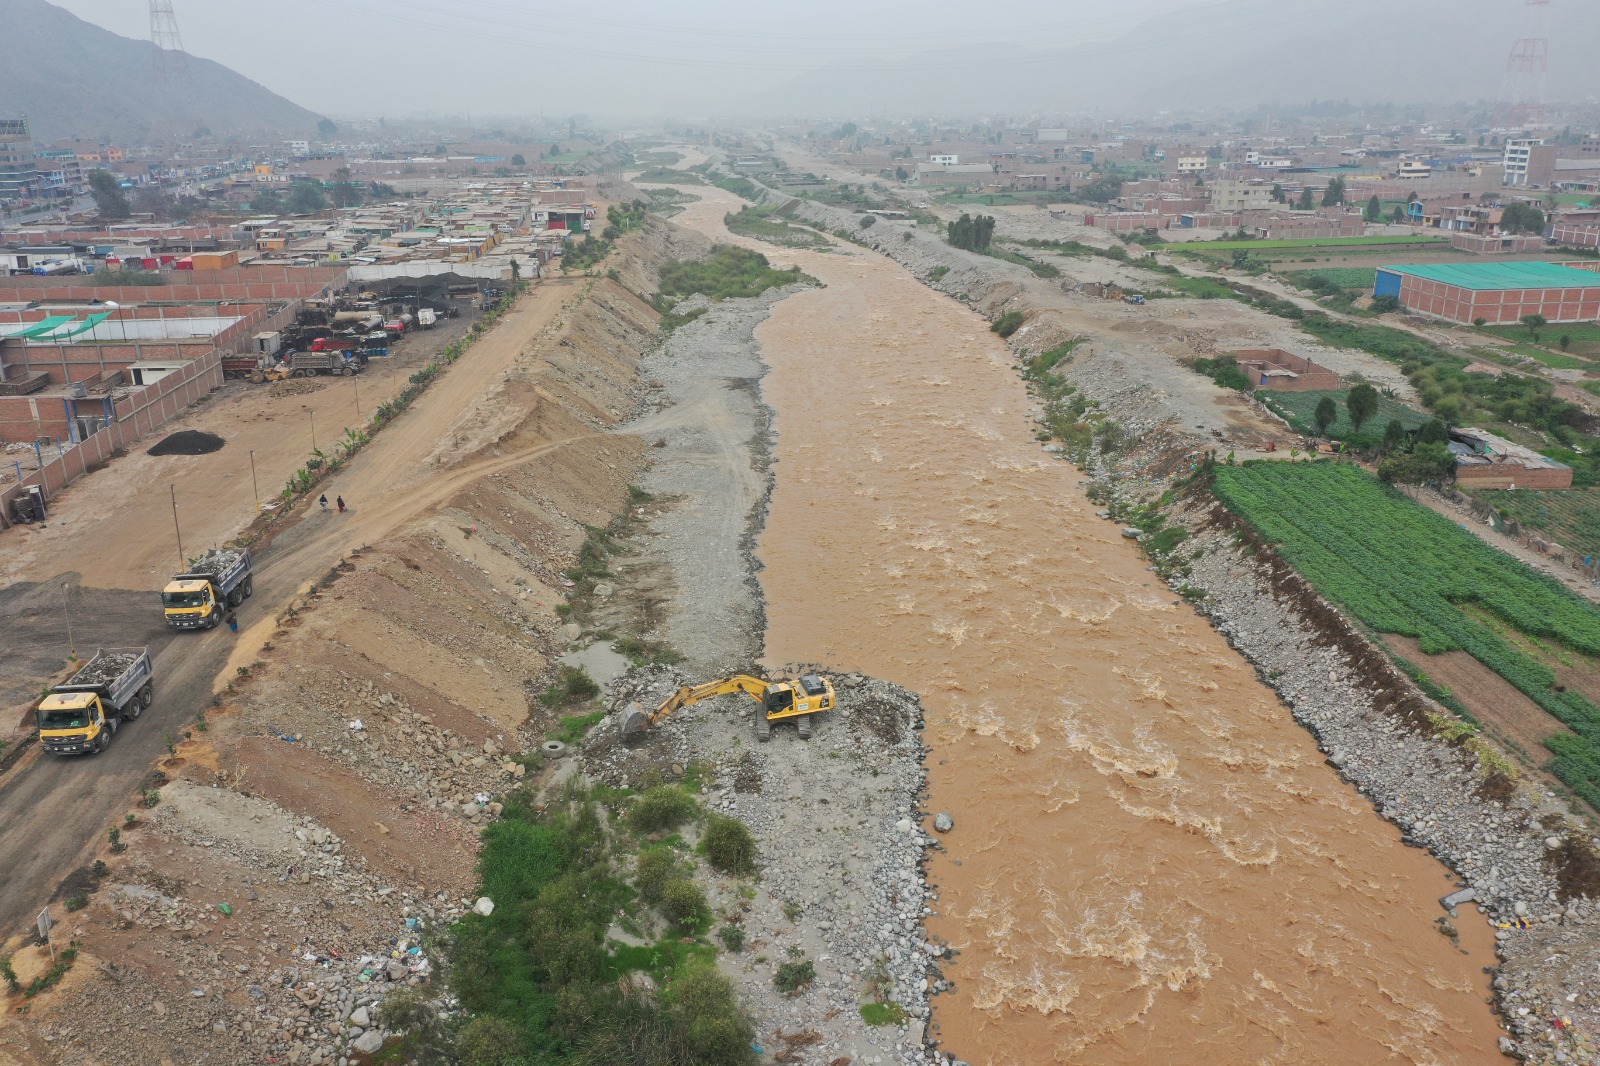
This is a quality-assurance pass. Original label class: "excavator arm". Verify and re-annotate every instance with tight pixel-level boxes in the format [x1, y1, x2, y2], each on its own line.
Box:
[621, 675, 769, 736]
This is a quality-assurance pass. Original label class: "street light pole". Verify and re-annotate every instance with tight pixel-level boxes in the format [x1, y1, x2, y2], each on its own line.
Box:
[310, 408, 317, 452]
[353, 375, 360, 422]
[249, 449, 260, 513]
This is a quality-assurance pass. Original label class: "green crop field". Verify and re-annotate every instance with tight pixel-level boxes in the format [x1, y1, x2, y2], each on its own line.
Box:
[1474, 489, 1600, 566]
[1213, 460, 1600, 808]
[1479, 322, 1600, 360]
[1256, 389, 1430, 441]
[1286, 267, 1378, 291]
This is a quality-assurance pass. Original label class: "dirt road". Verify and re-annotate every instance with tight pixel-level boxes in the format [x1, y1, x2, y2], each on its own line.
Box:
[0, 279, 581, 936]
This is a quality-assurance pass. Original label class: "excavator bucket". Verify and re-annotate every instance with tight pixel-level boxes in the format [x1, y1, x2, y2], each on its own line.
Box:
[620, 702, 650, 737]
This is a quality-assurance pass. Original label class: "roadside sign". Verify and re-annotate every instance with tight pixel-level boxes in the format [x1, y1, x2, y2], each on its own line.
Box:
[36, 906, 53, 960]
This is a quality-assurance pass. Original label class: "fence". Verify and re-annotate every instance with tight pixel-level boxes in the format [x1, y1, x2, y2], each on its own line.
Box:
[0, 353, 221, 528]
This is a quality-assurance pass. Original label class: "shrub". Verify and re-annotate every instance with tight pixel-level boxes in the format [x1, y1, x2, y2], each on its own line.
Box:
[539, 665, 599, 708]
[718, 924, 745, 952]
[774, 956, 815, 994]
[991, 311, 1026, 338]
[635, 848, 678, 902]
[702, 814, 758, 875]
[859, 214, 876, 228]
[660, 878, 708, 930]
[455, 1014, 528, 1066]
[628, 786, 698, 834]
[860, 1001, 907, 1026]
[64, 892, 88, 912]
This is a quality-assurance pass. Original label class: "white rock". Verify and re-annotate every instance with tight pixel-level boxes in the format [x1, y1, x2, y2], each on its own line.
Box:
[349, 1006, 370, 1029]
[353, 1029, 385, 1054]
[473, 897, 495, 917]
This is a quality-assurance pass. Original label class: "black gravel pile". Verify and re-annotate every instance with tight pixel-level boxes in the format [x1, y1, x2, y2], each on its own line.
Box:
[148, 430, 225, 456]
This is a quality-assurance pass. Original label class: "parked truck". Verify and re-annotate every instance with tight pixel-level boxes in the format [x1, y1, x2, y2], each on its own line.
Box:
[416, 308, 438, 328]
[289, 350, 361, 377]
[36, 647, 154, 755]
[162, 547, 254, 629]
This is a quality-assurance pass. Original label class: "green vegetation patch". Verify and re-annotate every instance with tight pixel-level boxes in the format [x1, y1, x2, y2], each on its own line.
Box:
[1178, 235, 1446, 253]
[634, 167, 705, 185]
[658, 244, 812, 301]
[860, 1001, 908, 1026]
[723, 204, 829, 249]
[1212, 461, 1600, 809]
[449, 781, 757, 1064]
[1257, 389, 1430, 443]
[1287, 267, 1379, 292]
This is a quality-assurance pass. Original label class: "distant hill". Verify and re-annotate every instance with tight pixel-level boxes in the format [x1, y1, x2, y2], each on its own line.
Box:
[0, 0, 326, 143]
[757, 0, 1600, 116]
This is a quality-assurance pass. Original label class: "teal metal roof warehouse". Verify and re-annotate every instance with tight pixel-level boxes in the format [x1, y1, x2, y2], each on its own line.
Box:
[1375, 261, 1600, 324]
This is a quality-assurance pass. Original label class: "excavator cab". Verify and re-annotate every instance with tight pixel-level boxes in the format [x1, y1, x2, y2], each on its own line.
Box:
[763, 686, 796, 716]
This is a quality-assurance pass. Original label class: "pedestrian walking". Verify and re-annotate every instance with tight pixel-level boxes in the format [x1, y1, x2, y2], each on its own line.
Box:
[336, 496, 346, 514]
[226, 610, 238, 633]
[319, 493, 328, 510]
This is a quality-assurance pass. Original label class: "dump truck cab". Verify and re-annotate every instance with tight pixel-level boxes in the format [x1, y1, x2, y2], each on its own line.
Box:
[162, 577, 218, 627]
[37, 691, 114, 755]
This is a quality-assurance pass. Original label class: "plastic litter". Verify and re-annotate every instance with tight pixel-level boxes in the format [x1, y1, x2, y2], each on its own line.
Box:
[217, 903, 233, 917]
[348, 719, 364, 731]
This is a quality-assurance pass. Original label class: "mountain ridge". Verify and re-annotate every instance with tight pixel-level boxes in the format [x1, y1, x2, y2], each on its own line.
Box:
[1, 0, 326, 143]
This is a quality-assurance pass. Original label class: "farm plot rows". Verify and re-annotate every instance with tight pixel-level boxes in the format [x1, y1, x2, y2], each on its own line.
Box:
[1213, 460, 1600, 808]
[1257, 388, 1429, 442]
[1474, 488, 1600, 566]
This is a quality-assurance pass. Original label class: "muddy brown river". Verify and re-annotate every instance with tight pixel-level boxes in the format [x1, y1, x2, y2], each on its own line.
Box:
[668, 185, 1502, 1064]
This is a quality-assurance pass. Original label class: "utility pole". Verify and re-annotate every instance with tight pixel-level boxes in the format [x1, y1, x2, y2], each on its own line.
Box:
[248, 449, 259, 513]
[61, 583, 76, 660]
[170, 484, 185, 568]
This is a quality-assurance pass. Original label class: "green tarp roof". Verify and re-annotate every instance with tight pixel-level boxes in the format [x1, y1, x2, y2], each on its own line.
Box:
[2, 315, 75, 339]
[43, 312, 112, 339]
[1379, 262, 1600, 291]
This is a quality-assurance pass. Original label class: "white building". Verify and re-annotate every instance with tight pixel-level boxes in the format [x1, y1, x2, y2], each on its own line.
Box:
[1503, 138, 1543, 186]
[1177, 156, 1208, 172]
[928, 154, 958, 165]
[1208, 179, 1276, 213]
[286, 140, 310, 158]
[1398, 160, 1433, 180]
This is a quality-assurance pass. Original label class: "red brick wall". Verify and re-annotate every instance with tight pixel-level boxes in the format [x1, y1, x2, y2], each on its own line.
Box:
[0, 353, 221, 524]
[1399, 276, 1600, 324]
[0, 265, 346, 303]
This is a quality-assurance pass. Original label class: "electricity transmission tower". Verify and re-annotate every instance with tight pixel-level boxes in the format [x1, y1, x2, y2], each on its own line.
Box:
[1499, 0, 1550, 129]
[149, 0, 192, 90]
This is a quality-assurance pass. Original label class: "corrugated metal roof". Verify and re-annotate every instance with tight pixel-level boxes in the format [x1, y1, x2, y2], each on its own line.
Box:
[1378, 261, 1600, 291]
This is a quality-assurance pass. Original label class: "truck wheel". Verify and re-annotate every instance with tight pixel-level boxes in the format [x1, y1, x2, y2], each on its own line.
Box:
[228, 588, 243, 607]
[94, 730, 109, 753]
[207, 611, 219, 629]
[141, 684, 153, 709]
[242, 578, 254, 599]
[341, 366, 354, 376]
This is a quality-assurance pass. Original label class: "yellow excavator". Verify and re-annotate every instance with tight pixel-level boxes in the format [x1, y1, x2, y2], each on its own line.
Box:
[621, 674, 835, 742]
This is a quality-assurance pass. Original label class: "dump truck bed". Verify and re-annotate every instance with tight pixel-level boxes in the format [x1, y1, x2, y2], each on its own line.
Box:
[55, 647, 152, 709]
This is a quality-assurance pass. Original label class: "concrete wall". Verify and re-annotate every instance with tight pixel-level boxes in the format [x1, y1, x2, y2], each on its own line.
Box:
[0, 352, 221, 524]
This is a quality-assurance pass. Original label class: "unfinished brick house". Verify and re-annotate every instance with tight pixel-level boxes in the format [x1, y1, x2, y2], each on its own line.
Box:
[1230, 349, 1342, 392]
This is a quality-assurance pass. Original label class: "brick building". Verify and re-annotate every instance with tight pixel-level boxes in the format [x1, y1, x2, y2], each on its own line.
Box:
[1375, 261, 1600, 324]
[1450, 428, 1573, 489]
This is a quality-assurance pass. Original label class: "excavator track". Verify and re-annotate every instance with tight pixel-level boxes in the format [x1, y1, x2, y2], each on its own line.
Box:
[756, 712, 772, 743]
[796, 714, 812, 740]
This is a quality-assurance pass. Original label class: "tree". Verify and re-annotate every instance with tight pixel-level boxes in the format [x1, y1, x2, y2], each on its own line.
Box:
[1521, 313, 1547, 343]
[1321, 176, 1346, 206]
[1561, 335, 1572, 351]
[316, 118, 338, 138]
[87, 169, 131, 219]
[1314, 396, 1338, 436]
[1501, 200, 1546, 235]
[1382, 419, 1406, 453]
[1416, 418, 1450, 443]
[1364, 194, 1381, 222]
[1271, 183, 1285, 203]
[330, 166, 363, 208]
[1346, 382, 1379, 432]
[287, 181, 327, 214]
[1389, 205, 1407, 224]
[510, 153, 526, 167]
[1296, 187, 1316, 210]
[249, 188, 286, 215]
[509, 257, 521, 282]
[946, 213, 995, 252]
[859, 214, 876, 228]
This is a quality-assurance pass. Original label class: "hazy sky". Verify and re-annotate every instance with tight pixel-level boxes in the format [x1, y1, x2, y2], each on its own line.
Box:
[48, 0, 1219, 118]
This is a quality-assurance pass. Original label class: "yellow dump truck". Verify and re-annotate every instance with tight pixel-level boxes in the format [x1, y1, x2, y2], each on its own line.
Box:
[163, 547, 253, 630]
[37, 647, 154, 755]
